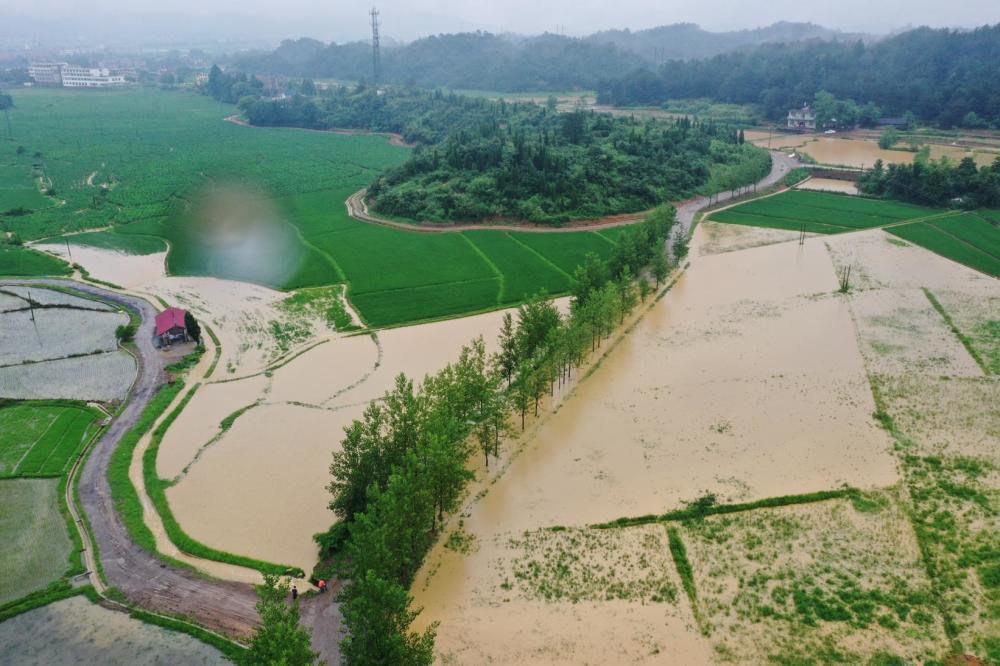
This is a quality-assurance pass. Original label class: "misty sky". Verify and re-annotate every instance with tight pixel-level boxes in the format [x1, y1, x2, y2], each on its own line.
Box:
[5, 0, 1000, 47]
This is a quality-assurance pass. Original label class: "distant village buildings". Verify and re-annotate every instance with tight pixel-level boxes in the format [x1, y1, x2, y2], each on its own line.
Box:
[28, 62, 129, 88]
[787, 105, 817, 131]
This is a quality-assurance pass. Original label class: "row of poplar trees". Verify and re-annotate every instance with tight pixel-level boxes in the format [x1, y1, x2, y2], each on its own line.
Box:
[325, 205, 678, 664]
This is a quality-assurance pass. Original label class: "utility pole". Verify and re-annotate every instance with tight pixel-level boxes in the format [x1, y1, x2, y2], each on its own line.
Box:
[370, 7, 382, 88]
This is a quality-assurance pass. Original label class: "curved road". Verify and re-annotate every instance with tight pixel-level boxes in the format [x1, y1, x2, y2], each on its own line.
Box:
[1, 151, 796, 664]
[2, 279, 342, 663]
[345, 151, 799, 235]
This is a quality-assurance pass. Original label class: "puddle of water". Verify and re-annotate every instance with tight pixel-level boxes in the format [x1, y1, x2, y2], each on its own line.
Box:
[411, 229, 898, 660]
[797, 178, 860, 195]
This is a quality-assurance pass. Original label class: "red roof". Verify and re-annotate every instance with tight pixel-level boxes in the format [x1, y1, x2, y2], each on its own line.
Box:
[155, 307, 187, 336]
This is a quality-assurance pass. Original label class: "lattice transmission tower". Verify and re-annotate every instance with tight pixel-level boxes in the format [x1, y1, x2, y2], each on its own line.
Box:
[370, 7, 382, 87]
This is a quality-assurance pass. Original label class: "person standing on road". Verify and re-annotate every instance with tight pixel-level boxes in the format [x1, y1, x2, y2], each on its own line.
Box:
[291, 585, 298, 601]
[318, 579, 326, 594]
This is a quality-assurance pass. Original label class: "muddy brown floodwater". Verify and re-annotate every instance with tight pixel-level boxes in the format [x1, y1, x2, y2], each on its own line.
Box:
[409, 226, 899, 663]
[164, 306, 539, 572]
[796, 178, 860, 195]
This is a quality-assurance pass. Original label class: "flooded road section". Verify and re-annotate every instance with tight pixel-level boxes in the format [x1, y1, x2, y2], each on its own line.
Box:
[410, 228, 898, 663]
[164, 308, 519, 571]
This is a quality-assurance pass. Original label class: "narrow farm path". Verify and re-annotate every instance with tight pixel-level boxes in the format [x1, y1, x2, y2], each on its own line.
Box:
[0, 278, 343, 664]
[344, 151, 800, 235]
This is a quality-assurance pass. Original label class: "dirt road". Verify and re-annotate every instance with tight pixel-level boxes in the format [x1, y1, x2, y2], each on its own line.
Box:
[1, 279, 343, 663]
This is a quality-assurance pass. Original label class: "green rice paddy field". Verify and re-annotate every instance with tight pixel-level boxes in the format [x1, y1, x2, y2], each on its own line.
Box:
[2, 88, 621, 326]
[0, 402, 103, 478]
[710, 190, 1000, 278]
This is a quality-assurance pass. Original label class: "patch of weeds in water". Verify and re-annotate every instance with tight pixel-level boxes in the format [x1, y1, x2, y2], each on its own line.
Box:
[711, 420, 733, 434]
[505, 527, 678, 605]
[444, 521, 476, 555]
[849, 489, 890, 514]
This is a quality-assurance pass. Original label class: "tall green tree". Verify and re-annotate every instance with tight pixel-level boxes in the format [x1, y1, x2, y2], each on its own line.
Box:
[340, 571, 436, 666]
[184, 311, 201, 344]
[243, 574, 319, 666]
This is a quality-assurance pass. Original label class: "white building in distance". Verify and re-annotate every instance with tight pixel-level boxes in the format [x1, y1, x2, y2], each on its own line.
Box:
[28, 62, 127, 88]
[60, 66, 126, 88]
[28, 62, 67, 85]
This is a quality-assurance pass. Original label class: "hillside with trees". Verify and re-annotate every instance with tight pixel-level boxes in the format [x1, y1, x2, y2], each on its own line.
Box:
[232, 22, 862, 93]
[585, 21, 867, 62]
[859, 155, 1000, 208]
[597, 24, 1000, 128]
[216, 84, 771, 224]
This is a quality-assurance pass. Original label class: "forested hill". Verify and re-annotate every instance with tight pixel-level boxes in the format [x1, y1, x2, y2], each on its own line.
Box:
[585, 21, 867, 62]
[232, 22, 861, 92]
[229, 86, 770, 224]
[597, 24, 1000, 128]
[235, 33, 641, 91]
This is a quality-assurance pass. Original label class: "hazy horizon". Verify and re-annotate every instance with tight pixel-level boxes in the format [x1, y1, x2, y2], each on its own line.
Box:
[3, 0, 999, 51]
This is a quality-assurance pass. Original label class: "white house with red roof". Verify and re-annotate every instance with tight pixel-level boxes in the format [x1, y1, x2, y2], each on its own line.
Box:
[155, 307, 189, 346]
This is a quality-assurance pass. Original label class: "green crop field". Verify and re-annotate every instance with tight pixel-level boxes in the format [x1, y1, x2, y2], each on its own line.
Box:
[0, 478, 73, 604]
[0, 402, 102, 478]
[889, 217, 1000, 278]
[1, 88, 628, 326]
[0, 246, 71, 277]
[463, 231, 572, 303]
[710, 190, 938, 233]
[710, 189, 1000, 278]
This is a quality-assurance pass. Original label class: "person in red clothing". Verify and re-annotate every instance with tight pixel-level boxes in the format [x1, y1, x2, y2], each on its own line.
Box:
[318, 579, 327, 594]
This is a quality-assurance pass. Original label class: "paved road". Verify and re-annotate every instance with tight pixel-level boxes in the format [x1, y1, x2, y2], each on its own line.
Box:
[2, 279, 342, 663]
[675, 151, 799, 236]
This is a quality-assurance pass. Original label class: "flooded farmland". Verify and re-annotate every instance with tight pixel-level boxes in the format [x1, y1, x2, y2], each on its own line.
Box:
[409, 225, 901, 663]
[164, 306, 527, 571]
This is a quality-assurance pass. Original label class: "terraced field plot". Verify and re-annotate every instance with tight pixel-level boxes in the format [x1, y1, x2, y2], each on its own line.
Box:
[711, 190, 1000, 277]
[0, 402, 102, 477]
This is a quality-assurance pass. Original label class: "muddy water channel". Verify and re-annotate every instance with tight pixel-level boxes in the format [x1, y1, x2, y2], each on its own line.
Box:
[410, 228, 898, 663]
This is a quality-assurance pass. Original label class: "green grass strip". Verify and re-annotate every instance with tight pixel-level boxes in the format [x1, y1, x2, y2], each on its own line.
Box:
[127, 607, 247, 662]
[0, 581, 97, 623]
[202, 325, 222, 379]
[666, 527, 707, 635]
[922, 288, 989, 375]
[590, 488, 852, 529]
[108, 381, 186, 554]
[143, 385, 305, 578]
